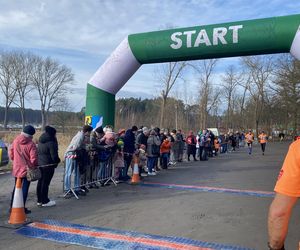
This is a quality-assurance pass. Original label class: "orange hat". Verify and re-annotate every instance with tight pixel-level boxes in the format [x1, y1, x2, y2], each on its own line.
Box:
[118, 128, 126, 135]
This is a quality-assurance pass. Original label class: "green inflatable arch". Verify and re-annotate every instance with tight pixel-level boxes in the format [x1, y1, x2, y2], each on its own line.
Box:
[85, 14, 300, 128]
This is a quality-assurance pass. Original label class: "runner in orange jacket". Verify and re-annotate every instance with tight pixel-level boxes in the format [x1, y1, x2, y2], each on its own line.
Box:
[268, 138, 300, 250]
[245, 130, 254, 155]
[258, 131, 268, 155]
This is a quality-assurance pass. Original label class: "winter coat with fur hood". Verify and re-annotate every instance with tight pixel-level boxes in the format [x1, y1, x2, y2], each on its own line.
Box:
[9, 133, 38, 178]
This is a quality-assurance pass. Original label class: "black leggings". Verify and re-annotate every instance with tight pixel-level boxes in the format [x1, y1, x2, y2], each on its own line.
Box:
[261, 143, 266, 152]
[37, 167, 55, 204]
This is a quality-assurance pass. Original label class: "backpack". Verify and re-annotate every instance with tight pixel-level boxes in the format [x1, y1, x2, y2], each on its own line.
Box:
[151, 144, 160, 156]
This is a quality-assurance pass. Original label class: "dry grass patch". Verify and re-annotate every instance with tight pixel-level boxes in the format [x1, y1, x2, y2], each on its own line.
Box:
[0, 130, 76, 167]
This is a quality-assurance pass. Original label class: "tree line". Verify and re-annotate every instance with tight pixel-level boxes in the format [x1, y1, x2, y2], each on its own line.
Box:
[1, 50, 300, 136]
[0, 51, 74, 130]
[116, 55, 300, 136]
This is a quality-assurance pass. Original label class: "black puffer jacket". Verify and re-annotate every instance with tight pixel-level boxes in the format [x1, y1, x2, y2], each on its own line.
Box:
[38, 132, 60, 168]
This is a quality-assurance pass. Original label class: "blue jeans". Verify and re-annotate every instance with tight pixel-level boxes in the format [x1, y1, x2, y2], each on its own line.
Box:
[10, 177, 30, 209]
[161, 153, 169, 169]
[64, 155, 80, 192]
[147, 157, 156, 173]
[221, 143, 227, 153]
[247, 143, 252, 154]
[97, 161, 107, 181]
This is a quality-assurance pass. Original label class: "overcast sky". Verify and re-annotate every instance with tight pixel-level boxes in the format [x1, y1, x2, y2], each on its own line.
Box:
[0, 0, 300, 111]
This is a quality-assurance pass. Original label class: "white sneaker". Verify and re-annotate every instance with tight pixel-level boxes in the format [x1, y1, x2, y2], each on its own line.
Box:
[37, 202, 42, 207]
[42, 200, 56, 207]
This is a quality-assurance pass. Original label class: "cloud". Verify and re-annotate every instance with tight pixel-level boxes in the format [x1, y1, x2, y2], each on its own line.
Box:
[0, 10, 34, 27]
[0, 0, 299, 112]
[1, 0, 298, 55]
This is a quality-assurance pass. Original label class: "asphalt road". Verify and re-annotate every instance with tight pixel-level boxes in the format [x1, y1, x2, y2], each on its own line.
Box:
[0, 141, 299, 249]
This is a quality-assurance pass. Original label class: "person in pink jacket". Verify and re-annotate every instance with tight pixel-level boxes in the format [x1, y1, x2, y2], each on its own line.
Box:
[9, 125, 38, 214]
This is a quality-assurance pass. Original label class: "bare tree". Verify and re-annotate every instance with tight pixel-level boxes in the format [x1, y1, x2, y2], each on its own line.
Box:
[0, 52, 17, 129]
[190, 59, 219, 129]
[235, 74, 251, 130]
[221, 65, 242, 130]
[154, 61, 187, 128]
[242, 56, 273, 136]
[272, 55, 300, 136]
[50, 97, 72, 133]
[31, 56, 74, 130]
[11, 52, 35, 128]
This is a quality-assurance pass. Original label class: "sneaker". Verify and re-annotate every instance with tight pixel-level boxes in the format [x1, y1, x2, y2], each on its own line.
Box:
[42, 200, 56, 207]
[37, 202, 42, 207]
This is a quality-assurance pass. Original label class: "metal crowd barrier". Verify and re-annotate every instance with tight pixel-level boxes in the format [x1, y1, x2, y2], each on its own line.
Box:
[63, 152, 117, 200]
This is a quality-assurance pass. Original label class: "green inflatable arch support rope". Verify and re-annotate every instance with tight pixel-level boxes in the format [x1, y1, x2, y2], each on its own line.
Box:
[85, 14, 300, 128]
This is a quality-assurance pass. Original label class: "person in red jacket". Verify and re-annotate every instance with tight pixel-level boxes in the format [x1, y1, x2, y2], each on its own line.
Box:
[9, 125, 38, 214]
[186, 131, 197, 161]
[160, 137, 172, 169]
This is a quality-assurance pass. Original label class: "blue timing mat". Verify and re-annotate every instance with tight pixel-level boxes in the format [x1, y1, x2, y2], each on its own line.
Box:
[16, 220, 255, 250]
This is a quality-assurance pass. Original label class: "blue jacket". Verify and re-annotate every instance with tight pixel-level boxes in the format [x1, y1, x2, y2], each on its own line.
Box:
[123, 129, 136, 154]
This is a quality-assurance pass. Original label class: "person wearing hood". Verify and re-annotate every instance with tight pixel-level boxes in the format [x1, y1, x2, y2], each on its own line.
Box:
[122, 125, 138, 180]
[9, 125, 38, 214]
[146, 129, 161, 175]
[64, 125, 93, 197]
[186, 130, 197, 161]
[36, 126, 60, 207]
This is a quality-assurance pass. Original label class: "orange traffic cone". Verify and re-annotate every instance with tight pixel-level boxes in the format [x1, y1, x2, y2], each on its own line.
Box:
[131, 156, 140, 184]
[8, 178, 26, 225]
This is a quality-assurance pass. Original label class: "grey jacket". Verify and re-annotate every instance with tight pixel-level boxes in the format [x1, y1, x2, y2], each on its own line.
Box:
[146, 135, 161, 157]
[65, 131, 85, 153]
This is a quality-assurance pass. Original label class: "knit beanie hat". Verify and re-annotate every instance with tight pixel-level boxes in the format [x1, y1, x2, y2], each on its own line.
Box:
[118, 128, 126, 135]
[117, 140, 124, 149]
[83, 125, 93, 133]
[103, 126, 113, 133]
[150, 129, 156, 135]
[142, 127, 149, 133]
[45, 125, 57, 137]
[95, 126, 104, 134]
[131, 125, 138, 132]
[23, 125, 36, 136]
